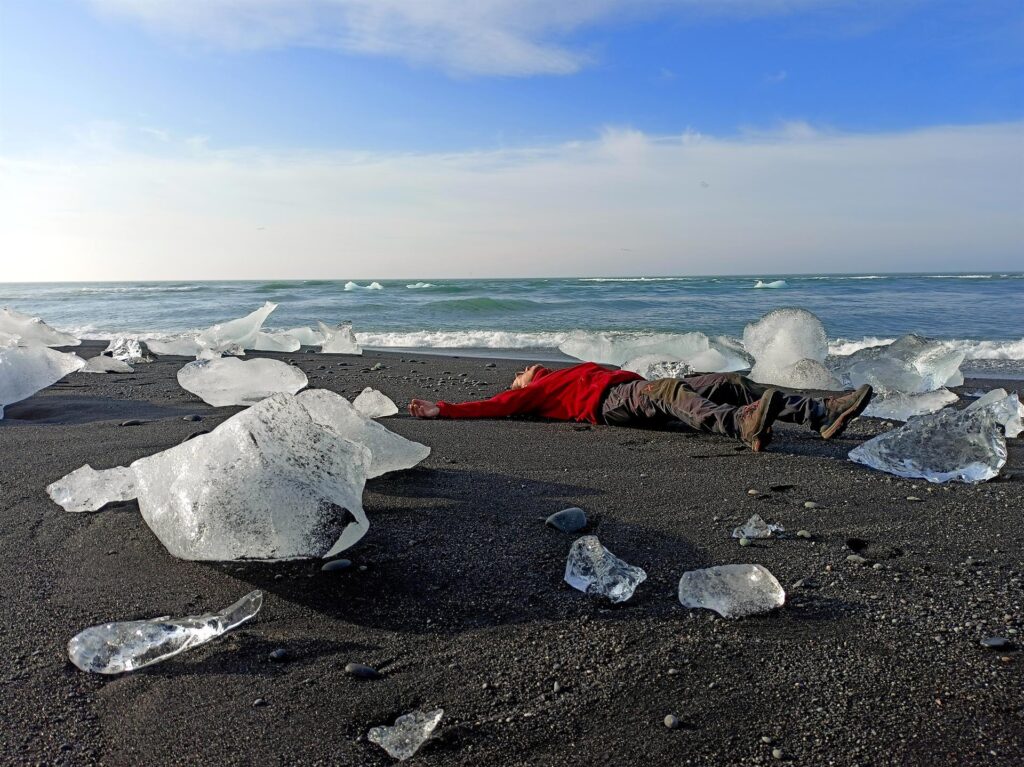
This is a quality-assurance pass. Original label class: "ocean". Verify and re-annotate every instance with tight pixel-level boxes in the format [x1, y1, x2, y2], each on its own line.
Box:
[3, 273, 1023, 376]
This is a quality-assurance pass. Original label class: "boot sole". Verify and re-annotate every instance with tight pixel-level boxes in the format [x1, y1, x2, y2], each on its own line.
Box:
[746, 389, 785, 452]
[820, 385, 874, 440]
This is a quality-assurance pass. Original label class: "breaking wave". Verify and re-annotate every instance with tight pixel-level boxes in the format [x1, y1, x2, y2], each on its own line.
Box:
[344, 281, 384, 291]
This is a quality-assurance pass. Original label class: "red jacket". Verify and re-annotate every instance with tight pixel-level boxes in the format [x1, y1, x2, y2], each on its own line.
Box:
[436, 362, 644, 424]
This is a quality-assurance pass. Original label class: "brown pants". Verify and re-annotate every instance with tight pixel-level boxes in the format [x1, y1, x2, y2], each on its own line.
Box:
[599, 372, 828, 437]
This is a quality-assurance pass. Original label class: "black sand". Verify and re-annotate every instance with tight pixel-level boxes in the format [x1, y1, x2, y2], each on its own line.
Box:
[1, 343, 1021, 765]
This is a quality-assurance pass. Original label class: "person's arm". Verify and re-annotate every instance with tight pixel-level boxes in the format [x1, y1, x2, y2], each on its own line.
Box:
[409, 385, 545, 419]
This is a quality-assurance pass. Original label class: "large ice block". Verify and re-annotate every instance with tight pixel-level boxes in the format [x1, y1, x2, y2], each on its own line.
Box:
[253, 331, 301, 352]
[352, 387, 399, 418]
[0, 307, 80, 347]
[317, 321, 363, 354]
[80, 356, 134, 374]
[47, 464, 138, 512]
[743, 309, 831, 388]
[678, 564, 785, 618]
[368, 709, 443, 761]
[0, 345, 85, 418]
[145, 336, 206, 357]
[560, 330, 749, 372]
[104, 337, 151, 363]
[966, 389, 1023, 438]
[838, 334, 964, 394]
[564, 535, 647, 603]
[849, 402, 1008, 483]
[176, 357, 308, 406]
[283, 327, 326, 346]
[197, 301, 277, 353]
[68, 590, 262, 674]
[863, 389, 959, 421]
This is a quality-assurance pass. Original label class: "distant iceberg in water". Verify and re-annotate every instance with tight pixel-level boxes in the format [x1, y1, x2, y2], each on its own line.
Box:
[406, 282, 434, 289]
[344, 281, 384, 291]
[754, 279, 787, 289]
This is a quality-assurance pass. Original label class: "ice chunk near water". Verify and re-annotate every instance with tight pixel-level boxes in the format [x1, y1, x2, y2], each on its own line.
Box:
[80, 356, 134, 373]
[368, 709, 443, 761]
[0, 345, 86, 418]
[176, 357, 308, 407]
[68, 590, 262, 674]
[732, 514, 784, 539]
[47, 465, 138, 512]
[743, 309, 836, 388]
[754, 279, 787, 289]
[966, 389, 1023, 438]
[564, 535, 647, 603]
[678, 564, 786, 618]
[318, 321, 362, 355]
[104, 337, 151, 363]
[145, 335, 206, 357]
[283, 326, 325, 346]
[622, 355, 693, 380]
[560, 330, 749, 372]
[130, 393, 374, 560]
[839, 334, 964, 393]
[353, 387, 399, 418]
[197, 301, 276, 353]
[344, 281, 384, 291]
[863, 389, 959, 421]
[777, 358, 840, 389]
[849, 403, 1008, 483]
[253, 331, 301, 352]
[0, 307, 80, 347]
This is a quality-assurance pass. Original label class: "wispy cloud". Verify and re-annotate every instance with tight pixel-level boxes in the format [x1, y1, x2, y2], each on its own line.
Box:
[765, 69, 788, 83]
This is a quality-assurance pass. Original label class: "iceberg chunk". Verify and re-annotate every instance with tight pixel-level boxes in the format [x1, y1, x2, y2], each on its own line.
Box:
[353, 387, 399, 418]
[966, 389, 1023, 438]
[564, 535, 647, 603]
[145, 336, 206, 357]
[344, 281, 384, 291]
[838, 334, 964, 393]
[732, 514, 784, 539]
[678, 564, 785, 618]
[253, 331, 301, 352]
[368, 709, 443, 761]
[754, 279, 787, 289]
[0, 345, 85, 418]
[622, 355, 693, 380]
[283, 326, 326, 346]
[196, 301, 277, 353]
[743, 308, 832, 388]
[47, 465, 139, 512]
[80, 356, 134, 374]
[849, 403, 1008, 483]
[318, 321, 363, 355]
[560, 330, 749, 373]
[104, 337, 151, 363]
[863, 389, 959, 421]
[68, 590, 262, 674]
[0, 307, 80, 347]
[176, 357, 308, 406]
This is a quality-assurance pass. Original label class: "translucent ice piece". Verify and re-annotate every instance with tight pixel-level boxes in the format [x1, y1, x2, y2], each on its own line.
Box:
[283, 326, 325, 346]
[560, 330, 749, 372]
[80, 356, 134, 373]
[966, 389, 1023, 438]
[176, 357, 308, 406]
[776, 358, 840, 389]
[344, 281, 384, 291]
[743, 309, 830, 387]
[622, 355, 693, 380]
[104, 337, 151, 363]
[0, 345, 85, 418]
[0, 307, 80, 347]
[838, 334, 964, 394]
[130, 393, 373, 560]
[732, 514, 784, 539]
[846, 357, 925, 394]
[678, 564, 786, 618]
[317, 321, 363, 354]
[253, 331, 301, 352]
[67, 590, 262, 674]
[849, 404, 1008, 483]
[863, 389, 959, 421]
[564, 535, 647, 603]
[754, 279, 787, 288]
[353, 387, 399, 418]
[368, 709, 443, 761]
[197, 301, 277, 353]
[145, 335, 206, 357]
[47, 464, 138, 512]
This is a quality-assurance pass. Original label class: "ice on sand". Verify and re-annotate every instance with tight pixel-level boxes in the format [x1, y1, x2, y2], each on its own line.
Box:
[317, 321, 362, 354]
[197, 301, 277, 353]
[104, 337, 151, 363]
[47, 465, 138, 512]
[0, 307, 79, 347]
[732, 514, 784, 539]
[0, 345, 85, 418]
[743, 309, 839, 389]
[863, 389, 959, 421]
[560, 330, 749, 373]
[368, 709, 443, 761]
[849, 401, 1010, 483]
[145, 336, 207, 357]
[564, 535, 647, 603]
[678, 564, 785, 618]
[353, 387, 399, 418]
[177, 357, 308, 407]
[966, 389, 1022, 438]
[68, 590, 262, 674]
[622, 355, 693, 380]
[283, 327, 325, 346]
[80, 356, 134, 374]
[254, 331, 301, 352]
[839, 334, 964, 394]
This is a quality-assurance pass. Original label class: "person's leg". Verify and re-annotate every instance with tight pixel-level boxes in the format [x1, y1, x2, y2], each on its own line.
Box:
[682, 372, 827, 429]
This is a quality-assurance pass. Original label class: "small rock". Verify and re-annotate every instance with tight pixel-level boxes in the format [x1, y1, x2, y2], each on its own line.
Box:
[252, 698, 268, 707]
[846, 554, 869, 565]
[321, 558, 353, 572]
[485, 362, 496, 368]
[747, 489, 759, 496]
[907, 496, 922, 502]
[872, 563, 883, 571]
[803, 501, 820, 509]
[738, 537, 752, 547]
[182, 414, 203, 422]
[772, 748, 784, 760]
[344, 662, 380, 679]
[980, 637, 1014, 650]
[119, 419, 145, 427]
[761, 735, 773, 744]
[371, 363, 384, 371]
[664, 714, 680, 730]
[552, 681, 562, 694]
[545, 507, 587, 533]
[796, 529, 812, 539]
[268, 648, 290, 662]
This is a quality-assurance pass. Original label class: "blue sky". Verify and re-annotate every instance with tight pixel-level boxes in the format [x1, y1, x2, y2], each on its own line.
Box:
[0, 1, 1021, 279]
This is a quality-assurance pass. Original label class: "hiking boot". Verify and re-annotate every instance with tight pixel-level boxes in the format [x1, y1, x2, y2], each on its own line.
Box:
[735, 388, 784, 452]
[819, 384, 873, 440]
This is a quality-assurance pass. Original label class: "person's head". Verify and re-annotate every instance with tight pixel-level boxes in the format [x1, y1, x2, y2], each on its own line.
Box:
[510, 363, 544, 390]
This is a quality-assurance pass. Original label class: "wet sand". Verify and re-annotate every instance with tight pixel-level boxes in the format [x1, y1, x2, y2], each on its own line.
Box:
[1, 342, 1022, 765]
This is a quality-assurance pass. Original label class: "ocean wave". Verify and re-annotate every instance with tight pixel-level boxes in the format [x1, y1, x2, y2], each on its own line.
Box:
[406, 282, 435, 289]
[579, 277, 699, 283]
[925, 274, 993, 279]
[424, 297, 547, 313]
[344, 281, 384, 291]
[356, 329, 571, 348]
[70, 285, 203, 294]
[256, 281, 302, 291]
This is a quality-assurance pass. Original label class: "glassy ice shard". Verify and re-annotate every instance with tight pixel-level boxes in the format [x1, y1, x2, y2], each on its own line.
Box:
[863, 389, 959, 421]
[68, 590, 263, 674]
[317, 321, 362, 354]
[837, 334, 964, 394]
[849, 403, 1008, 483]
[678, 564, 786, 618]
[176, 357, 308, 406]
[197, 301, 277, 353]
[966, 388, 1023, 438]
[145, 336, 207, 357]
[47, 464, 138, 512]
[622, 355, 693, 380]
[560, 330, 748, 372]
[368, 709, 443, 762]
[743, 309, 831, 388]
[732, 514, 784, 539]
[0, 345, 85, 418]
[80, 356, 134, 374]
[283, 327, 326, 346]
[0, 307, 80, 347]
[104, 337, 151, 363]
[352, 387, 399, 418]
[564, 535, 647, 603]
[254, 331, 301, 352]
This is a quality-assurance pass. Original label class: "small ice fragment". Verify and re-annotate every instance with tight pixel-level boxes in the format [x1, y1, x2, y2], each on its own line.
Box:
[743, 309, 832, 388]
[80, 356, 134, 374]
[0, 345, 86, 418]
[104, 337, 151, 363]
[966, 389, 1023, 438]
[67, 590, 262, 674]
[352, 387, 399, 418]
[176, 357, 308, 406]
[368, 709, 443, 761]
[253, 331, 301, 352]
[317, 321, 363, 354]
[863, 389, 959, 421]
[622, 355, 693, 380]
[849, 404, 1008, 483]
[732, 514, 784, 539]
[0, 307, 80, 347]
[47, 464, 138, 511]
[678, 564, 786, 618]
[564, 535, 647, 603]
[753, 279, 787, 289]
[197, 301, 277, 353]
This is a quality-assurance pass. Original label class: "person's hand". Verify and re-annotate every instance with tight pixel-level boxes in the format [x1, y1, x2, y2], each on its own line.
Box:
[408, 399, 440, 419]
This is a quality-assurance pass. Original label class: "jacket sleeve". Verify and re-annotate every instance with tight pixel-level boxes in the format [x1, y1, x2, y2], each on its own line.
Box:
[436, 385, 545, 419]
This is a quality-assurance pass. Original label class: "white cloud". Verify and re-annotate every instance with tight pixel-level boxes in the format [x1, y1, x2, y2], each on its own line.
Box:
[86, 0, 864, 76]
[2, 121, 1021, 280]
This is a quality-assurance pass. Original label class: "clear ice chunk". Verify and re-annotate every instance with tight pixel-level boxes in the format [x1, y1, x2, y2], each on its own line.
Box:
[145, 335, 206, 357]
[0, 345, 85, 418]
[253, 331, 301, 352]
[678, 564, 786, 618]
[47, 464, 138, 512]
[560, 330, 749, 372]
[564, 535, 647, 603]
[732, 514, 784, 539]
[838, 334, 964, 394]
[622, 355, 693, 380]
[196, 301, 277, 353]
[776, 358, 840, 389]
[352, 387, 399, 418]
[743, 309, 830, 387]
[368, 709, 443, 761]
[176, 357, 308, 406]
[67, 590, 263, 674]
[283, 326, 326, 346]
[0, 307, 80, 347]
[317, 321, 363, 354]
[849, 403, 1008, 483]
[104, 337, 151, 363]
[966, 389, 1023, 438]
[80, 356, 134, 374]
[863, 389, 959, 421]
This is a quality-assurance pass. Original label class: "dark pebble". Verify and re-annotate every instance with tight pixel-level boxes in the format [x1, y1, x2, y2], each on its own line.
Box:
[485, 363, 496, 368]
[320, 559, 353, 572]
[664, 714, 680, 730]
[344, 662, 380, 679]
[182, 414, 203, 422]
[269, 648, 290, 662]
[545, 507, 588, 533]
[846, 537, 869, 552]
[770, 484, 794, 492]
[252, 698, 268, 707]
[980, 636, 1014, 650]
[119, 419, 146, 427]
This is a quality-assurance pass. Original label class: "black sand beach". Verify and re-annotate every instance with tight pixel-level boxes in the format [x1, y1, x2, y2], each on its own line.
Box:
[2, 343, 1022, 766]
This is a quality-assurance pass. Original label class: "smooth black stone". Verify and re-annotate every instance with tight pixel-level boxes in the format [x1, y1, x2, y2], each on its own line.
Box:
[182, 415, 203, 422]
[545, 507, 588, 533]
[320, 559, 353, 572]
[268, 648, 290, 662]
[980, 637, 1014, 650]
[119, 419, 146, 427]
[344, 662, 380, 679]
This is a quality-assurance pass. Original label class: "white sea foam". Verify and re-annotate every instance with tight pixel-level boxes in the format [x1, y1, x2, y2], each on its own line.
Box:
[406, 282, 434, 289]
[828, 337, 896, 356]
[344, 281, 384, 291]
